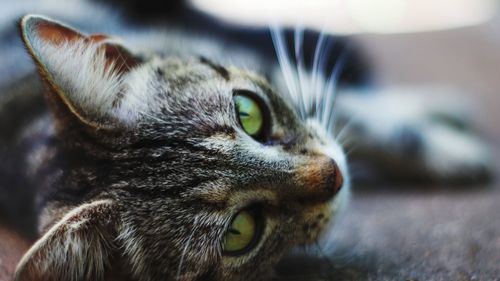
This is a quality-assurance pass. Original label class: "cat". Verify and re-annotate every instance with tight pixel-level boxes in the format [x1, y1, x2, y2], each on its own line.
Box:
[0, 1, 493, 280]
[8, 14, 350, 281]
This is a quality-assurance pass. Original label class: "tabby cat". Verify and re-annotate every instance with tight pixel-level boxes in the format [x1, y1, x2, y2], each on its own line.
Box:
[0, 1, 493, 280]
[10, 15, 348, 281]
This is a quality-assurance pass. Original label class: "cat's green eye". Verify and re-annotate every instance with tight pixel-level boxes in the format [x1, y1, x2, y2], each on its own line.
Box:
[234, 91, 269, 140]
[223, 208, 262, 255]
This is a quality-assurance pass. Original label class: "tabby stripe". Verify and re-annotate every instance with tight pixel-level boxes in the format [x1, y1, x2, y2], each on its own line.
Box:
[199, 56, 230, 80]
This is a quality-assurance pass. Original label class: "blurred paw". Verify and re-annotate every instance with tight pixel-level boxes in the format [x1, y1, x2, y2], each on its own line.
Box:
[421, 125, 492, 183]
[336, 86, 494, 184]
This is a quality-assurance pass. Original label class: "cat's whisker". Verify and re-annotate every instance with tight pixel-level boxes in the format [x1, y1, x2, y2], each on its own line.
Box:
[314, 241, 337, 279]
[315, 35, 335, 123]
[311, 30, 325, 119]
[176, 216, 199, 280]
[320, 220, 363, 265]
[345, 143, 359, 157]
[337, 131, 357, 151]
[335, 117, 357, 144]
[316, 37, 335, 124]
[339, 135, 355, 151]
[270, 26, 304, 118]
[334, 111, 347, 137]
[138, 110, 168, 124]
[318, 237, 335, 258]
[322, 45, 351, 134]
[293, 26, 309, 118]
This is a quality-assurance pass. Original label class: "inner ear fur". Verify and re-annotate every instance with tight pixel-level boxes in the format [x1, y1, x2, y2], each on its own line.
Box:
[20, 14, 139, 129]
[14, 200, 120, 281]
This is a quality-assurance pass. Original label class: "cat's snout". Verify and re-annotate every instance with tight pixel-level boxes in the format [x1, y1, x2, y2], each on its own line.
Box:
[294, 155, 343, 201]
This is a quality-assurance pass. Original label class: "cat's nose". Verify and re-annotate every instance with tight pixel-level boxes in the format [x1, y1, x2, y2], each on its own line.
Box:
[325, 159, 344, 194]
[294, 155, 343, 201]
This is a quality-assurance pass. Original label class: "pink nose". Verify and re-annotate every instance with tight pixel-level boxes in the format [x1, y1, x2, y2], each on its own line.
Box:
[327, 159, 343, 194]
[294, 156, 344, 201]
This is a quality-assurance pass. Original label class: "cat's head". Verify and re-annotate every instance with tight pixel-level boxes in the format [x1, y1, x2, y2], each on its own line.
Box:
[16, 15, 349, 281]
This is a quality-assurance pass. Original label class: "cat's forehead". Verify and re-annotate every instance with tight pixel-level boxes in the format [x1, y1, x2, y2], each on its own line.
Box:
[130, 56, 275, 113]
[115, 56, 263, 128]
[150, 55, 296, 115]
[113, 52, 302, 141]
[150, 55, 267, 87]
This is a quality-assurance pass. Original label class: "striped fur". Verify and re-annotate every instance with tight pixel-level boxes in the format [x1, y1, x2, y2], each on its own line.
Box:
[13, 15, 350, 281]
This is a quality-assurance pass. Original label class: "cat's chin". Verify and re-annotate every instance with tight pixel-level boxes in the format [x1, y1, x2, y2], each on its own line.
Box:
[296, 182, 350, 246]
[293, 202, 335, 245]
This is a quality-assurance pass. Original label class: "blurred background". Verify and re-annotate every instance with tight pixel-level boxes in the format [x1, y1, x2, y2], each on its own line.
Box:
[1, 0, 499, 280]
[193, 0, 498, 34]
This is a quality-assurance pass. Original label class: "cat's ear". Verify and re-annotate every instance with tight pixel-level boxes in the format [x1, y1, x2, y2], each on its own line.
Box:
[20, 14, 140, 128]
[15, 200, 119, 281]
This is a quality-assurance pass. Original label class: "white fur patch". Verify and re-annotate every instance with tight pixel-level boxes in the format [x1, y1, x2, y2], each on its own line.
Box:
[27, 28, 155, 125]
[32, 38, 123, 116]
[15, 200, 115, 281]
[114, 63, 157, 123]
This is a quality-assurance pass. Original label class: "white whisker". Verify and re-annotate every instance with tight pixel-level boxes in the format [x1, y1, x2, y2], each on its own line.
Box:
[345, 143, 359, 157]
[311, 31, 326, 119]
[322, 46, 351, 134]
[316, 37, 335, 121]
[335, 116, 357, 144]
[138, 110, 168, 124]
[270, 26, 304, 118]
[272, 26, 353, 142]
[294, 26, 308, 117]
[176, 216, 199, 280]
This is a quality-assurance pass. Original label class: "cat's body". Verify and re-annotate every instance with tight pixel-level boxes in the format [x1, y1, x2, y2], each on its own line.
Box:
[0, 1, 493, 281]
